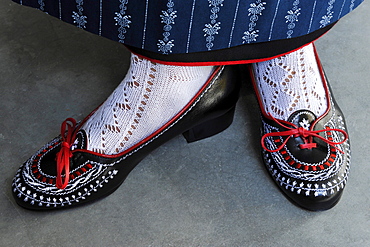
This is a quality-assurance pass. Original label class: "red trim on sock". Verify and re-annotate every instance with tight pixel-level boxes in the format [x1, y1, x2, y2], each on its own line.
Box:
[127, 27, 332, 66]
[129, 43, 313, 66]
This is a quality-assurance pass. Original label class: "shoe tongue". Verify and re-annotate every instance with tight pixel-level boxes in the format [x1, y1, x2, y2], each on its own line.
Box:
[287, 110, 317, 130]
[71, 130, 88, 150]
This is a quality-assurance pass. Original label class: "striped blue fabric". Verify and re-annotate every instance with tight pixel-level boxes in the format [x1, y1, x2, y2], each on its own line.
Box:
[13, 0, 363, 55]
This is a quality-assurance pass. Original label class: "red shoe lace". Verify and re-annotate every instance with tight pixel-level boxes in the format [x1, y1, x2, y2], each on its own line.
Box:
[261, 113, 348, 154]
[56, 118, 78, 190]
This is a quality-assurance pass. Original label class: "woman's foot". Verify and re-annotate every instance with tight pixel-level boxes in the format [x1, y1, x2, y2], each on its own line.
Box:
[12, 56, 241, 210]
[251, 43, 350, 211]
[80, 55, 214, 155]
[252, 43, 328, 121]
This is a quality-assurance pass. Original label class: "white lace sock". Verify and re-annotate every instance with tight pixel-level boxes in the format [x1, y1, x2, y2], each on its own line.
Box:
[80, 54, 214, 154]
[252, 43, 327, 121]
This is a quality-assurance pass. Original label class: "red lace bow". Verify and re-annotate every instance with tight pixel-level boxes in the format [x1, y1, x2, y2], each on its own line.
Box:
[261, 114, 348, 154]
[56, 118, 78, 190]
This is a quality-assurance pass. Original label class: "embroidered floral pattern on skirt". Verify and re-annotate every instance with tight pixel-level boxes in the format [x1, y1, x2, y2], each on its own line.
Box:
[12, 0, 363, 54]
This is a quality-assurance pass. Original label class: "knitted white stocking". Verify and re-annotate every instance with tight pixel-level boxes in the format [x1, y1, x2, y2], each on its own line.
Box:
[80, 54, 214, 154]
[252, 43, 327, 121]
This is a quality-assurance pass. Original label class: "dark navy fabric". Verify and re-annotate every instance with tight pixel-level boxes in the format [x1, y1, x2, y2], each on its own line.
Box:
[13, 0, 363, 55]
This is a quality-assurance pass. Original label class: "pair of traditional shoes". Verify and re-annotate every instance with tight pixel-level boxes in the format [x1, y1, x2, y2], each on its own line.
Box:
[12, 44, 349, 211]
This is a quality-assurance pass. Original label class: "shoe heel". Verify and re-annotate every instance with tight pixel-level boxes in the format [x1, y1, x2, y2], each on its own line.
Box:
[182, 107, 236, 143]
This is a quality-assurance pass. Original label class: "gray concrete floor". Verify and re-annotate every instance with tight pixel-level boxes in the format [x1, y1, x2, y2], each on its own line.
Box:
[0, 1, 369, 246]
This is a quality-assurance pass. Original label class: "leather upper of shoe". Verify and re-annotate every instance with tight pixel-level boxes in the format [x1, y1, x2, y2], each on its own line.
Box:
[251, 59, 350, 210]
[12, 65, 241, 210]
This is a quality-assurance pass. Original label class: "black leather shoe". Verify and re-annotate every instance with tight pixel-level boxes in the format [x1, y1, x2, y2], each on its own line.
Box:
[249, 49, 350, 211]
[12, 66, 241, 210]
